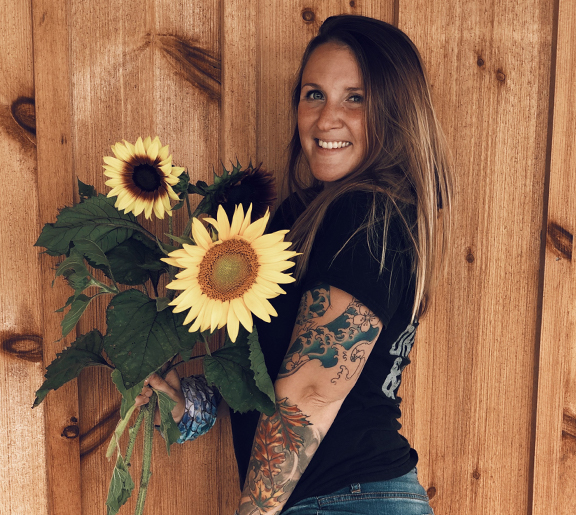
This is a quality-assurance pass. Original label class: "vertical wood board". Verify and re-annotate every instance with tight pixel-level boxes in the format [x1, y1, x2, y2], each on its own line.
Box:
[398, 1, 554, 513]
[0, 1, 48, 513]
[31, 1, 83, 513]
[533, 0, 576, 513]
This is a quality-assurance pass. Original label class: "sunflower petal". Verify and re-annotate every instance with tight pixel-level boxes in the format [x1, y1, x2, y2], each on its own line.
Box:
[250, 230, 290, 249]
[226, 307, 240, 342]
[258, 269, 296, 284]
[218, 301, 230, 329]
[239, 204, 253, 235]
[243, 290, 271, 323]
[135, 137, 146, 157]
[210, 300, 223, 332]
[230, 298, 253, 332]
[112, 142, 131, 162]
[147, 139, 160, 161]
[191, 218, 213, 250]
[229, 204, 245, 236]
[216, 205, 230, 239]
[242, 213, 269, 242]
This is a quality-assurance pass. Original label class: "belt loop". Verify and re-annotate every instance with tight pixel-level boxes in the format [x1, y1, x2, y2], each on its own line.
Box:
[350, 483, 361, 494]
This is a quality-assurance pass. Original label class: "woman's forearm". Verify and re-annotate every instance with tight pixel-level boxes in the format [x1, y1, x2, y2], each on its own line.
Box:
[238, 394, 339, 515]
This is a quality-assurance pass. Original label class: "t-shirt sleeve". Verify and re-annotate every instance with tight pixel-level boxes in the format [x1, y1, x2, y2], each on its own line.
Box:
[301, 192, 411, 328]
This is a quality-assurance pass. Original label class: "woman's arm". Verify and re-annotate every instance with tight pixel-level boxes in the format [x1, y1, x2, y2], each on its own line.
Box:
[238, 283, 383, 515]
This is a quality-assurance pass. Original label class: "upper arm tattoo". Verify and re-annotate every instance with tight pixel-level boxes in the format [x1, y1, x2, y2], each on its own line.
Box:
[278, 283, 381, 384]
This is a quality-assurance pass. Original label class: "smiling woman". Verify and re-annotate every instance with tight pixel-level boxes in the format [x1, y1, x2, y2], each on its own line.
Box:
[141, 14, 452, 515]
[297, 42, 367, 182]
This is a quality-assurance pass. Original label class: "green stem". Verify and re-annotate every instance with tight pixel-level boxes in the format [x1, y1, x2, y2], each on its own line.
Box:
[90, 278, 119, 295]
[134, 395, 157, 515]
[185, 193, 193, 218]
[200, 332, 212, 356]
[125, 409, 145, 466]
[182, 198, 207, 238]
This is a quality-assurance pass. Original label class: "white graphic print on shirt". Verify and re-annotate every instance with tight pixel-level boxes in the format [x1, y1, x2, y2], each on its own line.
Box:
[381, 323, 417, 399]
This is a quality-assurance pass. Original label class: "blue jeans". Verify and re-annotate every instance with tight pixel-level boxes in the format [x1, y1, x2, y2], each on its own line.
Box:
[283, 468, 434, 515]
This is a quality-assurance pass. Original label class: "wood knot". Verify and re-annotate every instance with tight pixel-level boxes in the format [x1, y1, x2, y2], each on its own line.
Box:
[472, 469, 481, 480]
[301, 8, 315, 23]
[426, 486, 437, 499]
[11, 97, 36, 136]
[465, 247, 475, 263]
[62, 425, 80, 439]
[349, 0, 356, 6]
[496, 70, 506, 82]
[80, 403, 121, 458]
[563, 409, 576, 440]
[476, 57, 485, 67]
[547, 222, 573, 261]
[1, 334, 43, 362]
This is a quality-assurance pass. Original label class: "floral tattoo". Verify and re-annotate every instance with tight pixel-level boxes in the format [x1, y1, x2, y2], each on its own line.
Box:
[279, 284, 380, 384]
[241, 398, 318, 514]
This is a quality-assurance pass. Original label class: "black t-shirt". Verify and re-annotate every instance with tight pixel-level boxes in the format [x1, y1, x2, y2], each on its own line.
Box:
[229, 190, 419, 511]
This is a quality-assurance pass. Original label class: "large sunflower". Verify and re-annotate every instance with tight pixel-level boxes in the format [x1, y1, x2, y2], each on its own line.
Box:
[103, 136, 185, 219]
[163, 204, 297, 342]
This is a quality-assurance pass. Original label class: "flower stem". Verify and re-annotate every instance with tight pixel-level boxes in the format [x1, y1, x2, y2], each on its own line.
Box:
[134, 395, 157, 515]
[125, 409, 145, 466]
[185, 193, 193, 218]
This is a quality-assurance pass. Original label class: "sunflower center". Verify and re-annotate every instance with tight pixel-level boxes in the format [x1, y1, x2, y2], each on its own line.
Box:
[198, 239, 259, 301]
[132, 163, 162, 192]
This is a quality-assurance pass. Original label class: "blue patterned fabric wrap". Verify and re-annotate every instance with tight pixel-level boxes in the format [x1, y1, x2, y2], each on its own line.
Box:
[177, 375, 221, 444]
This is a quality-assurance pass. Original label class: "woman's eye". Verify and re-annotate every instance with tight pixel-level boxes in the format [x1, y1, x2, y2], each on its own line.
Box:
[305, 90, 323, 101]
[349, 94, 363, 103]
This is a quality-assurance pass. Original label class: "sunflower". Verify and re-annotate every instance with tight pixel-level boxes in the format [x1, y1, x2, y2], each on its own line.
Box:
[103, 136, 185, 219]
[162, 204, 298, 342]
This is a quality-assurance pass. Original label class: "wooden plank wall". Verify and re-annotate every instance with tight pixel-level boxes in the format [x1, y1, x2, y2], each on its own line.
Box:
[1, 0, 573, 514]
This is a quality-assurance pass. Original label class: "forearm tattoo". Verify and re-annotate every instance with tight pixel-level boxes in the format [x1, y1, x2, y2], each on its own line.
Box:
[240, 285, 380, 514]
[279, 283, 380, 385]
[241, 398, 320, 514]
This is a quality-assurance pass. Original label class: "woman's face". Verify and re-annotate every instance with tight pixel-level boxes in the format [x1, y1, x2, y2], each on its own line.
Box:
[298, 42, 367, 183]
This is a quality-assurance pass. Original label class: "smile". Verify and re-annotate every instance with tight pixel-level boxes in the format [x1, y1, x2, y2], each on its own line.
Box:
[316, 139, 351, 149]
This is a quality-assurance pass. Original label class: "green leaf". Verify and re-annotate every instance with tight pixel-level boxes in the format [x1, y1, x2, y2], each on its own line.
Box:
[105, 454, 135, 515]
[61, 293, 96, 338]
[111, 369, 144, 419]
[204, 343, 275, 415]
[33, 330, 107, 407]
[172, 171, 190, 196]
[155, 297, 170, 312]
[35, 194, 143, 256]
[73, 238, 114, 277]
[248, 328, 275, 406]
[54, 248, 91, 291]
[103, 290, 199, 388]
[156, 391, 181, 453]
[165, 234, 194, 245]
[78, 178, 98, 202]
[106, 403, 137, 459]
[104, 236, 167, 286]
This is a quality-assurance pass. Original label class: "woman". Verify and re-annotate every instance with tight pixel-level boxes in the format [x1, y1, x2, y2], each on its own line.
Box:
[138, 14, 452, 515]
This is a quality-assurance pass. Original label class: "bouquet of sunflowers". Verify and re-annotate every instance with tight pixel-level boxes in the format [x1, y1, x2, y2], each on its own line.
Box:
[33, 137, 297, 515]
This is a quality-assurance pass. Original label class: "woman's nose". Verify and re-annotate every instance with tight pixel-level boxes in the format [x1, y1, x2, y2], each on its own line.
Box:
[316, 101, 343, 131]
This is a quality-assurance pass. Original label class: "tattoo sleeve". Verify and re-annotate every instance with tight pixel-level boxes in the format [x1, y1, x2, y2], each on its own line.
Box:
[238, 284, 382, 515]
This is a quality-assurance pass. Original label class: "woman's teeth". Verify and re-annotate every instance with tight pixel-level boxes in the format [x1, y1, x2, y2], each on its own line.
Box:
[317, 139, 351, 149]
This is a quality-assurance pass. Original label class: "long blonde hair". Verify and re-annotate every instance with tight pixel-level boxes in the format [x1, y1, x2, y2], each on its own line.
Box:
[286, 15, 453, 322]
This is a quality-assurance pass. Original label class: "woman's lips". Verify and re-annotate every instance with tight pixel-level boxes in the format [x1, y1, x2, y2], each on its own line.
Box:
[316, 138, 351, 149]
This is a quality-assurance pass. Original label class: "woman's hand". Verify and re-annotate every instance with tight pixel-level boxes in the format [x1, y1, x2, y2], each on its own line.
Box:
[134, 369, 186, 425]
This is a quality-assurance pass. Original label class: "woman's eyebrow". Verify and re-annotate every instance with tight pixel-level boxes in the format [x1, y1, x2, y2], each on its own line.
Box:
[301, 83, 364, 91]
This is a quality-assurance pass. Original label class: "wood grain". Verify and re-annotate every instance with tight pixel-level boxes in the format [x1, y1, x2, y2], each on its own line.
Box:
[0, 1, 48, 512]
[532, 0, 576, 513]
[66, 0, 226, 513]
[398, 1, 555, 513]
[3, 1, 570, 513]
[31, 1, 83, 514]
